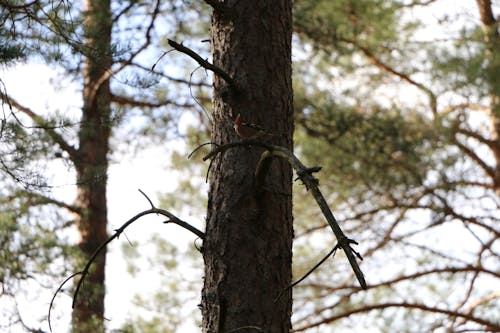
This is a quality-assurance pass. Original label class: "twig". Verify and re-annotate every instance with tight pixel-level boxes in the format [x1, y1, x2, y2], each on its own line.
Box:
[48, 271, 83, 332]
[274, 244, 339, 303]
[189, 142, 219, 159]
[151, 49, 175, 71]
[0, 90, 79, 160]
[138, 188, 155, 208]
[189, 65, 213, 124]
[202, 140, 273, 161]
[71, 207, 204, 307]
[167, 39, 238, 91]
[190, 141, 221, 182]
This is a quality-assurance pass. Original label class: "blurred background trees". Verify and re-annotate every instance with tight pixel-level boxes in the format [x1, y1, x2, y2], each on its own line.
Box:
[0, 0, 498, 332]
[291, 0, 499, 331]
[1, 1, 209, 331]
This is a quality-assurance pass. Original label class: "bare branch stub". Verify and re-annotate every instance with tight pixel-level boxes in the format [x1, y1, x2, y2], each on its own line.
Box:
[167, 39, 239, 92]
[204, 0, 231, 15]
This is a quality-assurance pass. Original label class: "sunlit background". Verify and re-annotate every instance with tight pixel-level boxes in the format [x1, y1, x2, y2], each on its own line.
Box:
[1, 0, 498, 332]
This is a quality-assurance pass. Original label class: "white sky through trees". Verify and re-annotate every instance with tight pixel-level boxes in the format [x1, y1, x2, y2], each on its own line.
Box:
[1, 0, 498, 331]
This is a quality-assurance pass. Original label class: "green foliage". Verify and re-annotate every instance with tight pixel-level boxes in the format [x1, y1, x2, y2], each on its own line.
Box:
[0, 190, 74, 297]
[294, 0, 409, 64]
[0, 4, 27, 65]
[296, 93, 437, 196]
[0, 42, 25, 65]
[429, 28, 490, 96]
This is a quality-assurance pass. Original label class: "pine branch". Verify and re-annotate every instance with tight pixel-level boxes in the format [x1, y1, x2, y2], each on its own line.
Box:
[355, 43, 438, 115]
[456, 127, 497, 149]
[86, 0, 162, 108]
[11, 190, 81, 214]
[315, 34, 439, 116]
[0, 0, 38, 10]
[399, 0, 439, 7]
[112, 1, 136, 23]
[453, 136, 495, 180]
[110, 93, 194, 108]
[0, 90, 79, 161]
[299, 265, 500, 295]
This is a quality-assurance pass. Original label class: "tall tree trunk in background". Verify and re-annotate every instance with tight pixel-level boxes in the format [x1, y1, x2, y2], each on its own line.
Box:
[72, 0, 112, 331]
[201, 1, 294, 332]
[475, 0, 500, 194]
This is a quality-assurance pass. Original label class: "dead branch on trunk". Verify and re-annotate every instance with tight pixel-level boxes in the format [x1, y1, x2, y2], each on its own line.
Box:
[166, 39, 239, 91]
[202, 140, 367, 290]
[203, 0, 230, 15]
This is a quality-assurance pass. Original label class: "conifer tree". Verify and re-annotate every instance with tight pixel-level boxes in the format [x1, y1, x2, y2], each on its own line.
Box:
[201, 1, 294, 331]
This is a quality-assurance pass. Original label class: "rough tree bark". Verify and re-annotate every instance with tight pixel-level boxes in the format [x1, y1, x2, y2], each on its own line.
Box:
[71, 0, 112, 331]
[201, 1, 294, 332]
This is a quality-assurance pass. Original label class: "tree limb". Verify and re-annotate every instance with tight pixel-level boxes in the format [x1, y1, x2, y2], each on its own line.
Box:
[0, 91, 79, 161]
[203, 140, 367, 289]
[354, 42, 438, 115]
[110, 93, 194, 108]
[167, 39, 238, 91]
[275, 245, 339, 303]
[292, 302, 500, 332]
[453, 136, 495, 180]
[298, 265, 500, 296]
[456, 127, 497, 150]
[9, 190, 81, 214]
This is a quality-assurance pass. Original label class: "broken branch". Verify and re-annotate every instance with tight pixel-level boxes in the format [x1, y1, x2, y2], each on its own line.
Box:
[204, 140, 367, 289]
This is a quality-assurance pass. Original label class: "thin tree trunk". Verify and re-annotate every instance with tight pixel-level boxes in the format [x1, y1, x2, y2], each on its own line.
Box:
[475, 0, 500, 193]
[71, 0, 112, 331]
[201, 1, 294, 332]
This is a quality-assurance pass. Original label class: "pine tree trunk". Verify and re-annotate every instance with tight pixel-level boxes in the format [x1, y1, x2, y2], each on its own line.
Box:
[71, 0, 112, 331]
[201, 1, 294, 332]
[475, 0, 500, 194]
